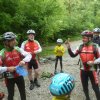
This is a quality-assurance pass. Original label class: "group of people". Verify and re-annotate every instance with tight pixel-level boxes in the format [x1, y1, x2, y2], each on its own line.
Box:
[0, 28, 100, 100]
[0, 30, 42, 100]
[52, 28, 100, 100]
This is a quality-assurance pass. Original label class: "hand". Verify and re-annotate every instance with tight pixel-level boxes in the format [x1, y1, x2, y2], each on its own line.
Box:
[65, 39, 70, 49]
[87, 61, 94, 66]
[7, 67, 16, 72]
[34, 51, 37, 54]
[31, 51, 37, 54]
[18, 61, 25, 66]
[57, 50, 62, 53]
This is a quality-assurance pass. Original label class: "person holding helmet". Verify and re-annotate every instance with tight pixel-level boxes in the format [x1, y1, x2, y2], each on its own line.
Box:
[21, 29, 42, 90]
[65, 30, 100, 100]
[54, 39, 65, 74]
[49, 73, 75, 100]
[92, 28, 100, 46]
[0, 32, 32, 100]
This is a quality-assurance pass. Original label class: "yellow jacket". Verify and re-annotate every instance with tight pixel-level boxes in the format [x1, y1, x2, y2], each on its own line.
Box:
[52, 96, 70, 100]
[54, 45, 65, 56]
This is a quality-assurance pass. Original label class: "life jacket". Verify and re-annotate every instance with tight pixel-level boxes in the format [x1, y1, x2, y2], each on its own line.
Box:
[78, 43, 98, 71]
[1, 47, 22, 78]
[24, 40, 39, 59]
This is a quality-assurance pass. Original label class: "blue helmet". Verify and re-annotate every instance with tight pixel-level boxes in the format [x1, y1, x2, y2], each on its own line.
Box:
[49, 73, 75, 96]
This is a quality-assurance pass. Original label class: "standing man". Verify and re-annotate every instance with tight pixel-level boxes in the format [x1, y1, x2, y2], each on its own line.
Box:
[21, 29, 42, 90]
[92, 28, 100, 46]
[0, 32, 32, 100]
[65, 30, 100, 100]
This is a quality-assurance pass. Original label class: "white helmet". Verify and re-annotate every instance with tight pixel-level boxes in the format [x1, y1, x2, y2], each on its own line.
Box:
[57, 39, 63, 43]
[3, 32, 17, 40]
[93, 28, 100, 33]
[27, 29, 35, 34]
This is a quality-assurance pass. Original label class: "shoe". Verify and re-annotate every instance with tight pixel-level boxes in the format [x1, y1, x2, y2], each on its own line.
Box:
[60, 70, 64, 73]
[85, 97, 90, 100]
[34, 80, 40, 87]
[29, 82, 34, 90]
[54, 71, 58, 74]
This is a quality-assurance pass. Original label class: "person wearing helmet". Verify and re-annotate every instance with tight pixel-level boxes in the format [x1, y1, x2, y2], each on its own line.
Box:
[65, 30, 100, 100]
[0, 32, 32, 100]
[49, 73, 75, 100]
[92, 28, 100, 46]
[54, 39, 65, 74]
[21, 29, 42, 90]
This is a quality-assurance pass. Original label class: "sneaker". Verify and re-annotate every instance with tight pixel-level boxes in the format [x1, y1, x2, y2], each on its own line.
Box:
[34, 80, 40, 87]
[29, 83, 34, 90]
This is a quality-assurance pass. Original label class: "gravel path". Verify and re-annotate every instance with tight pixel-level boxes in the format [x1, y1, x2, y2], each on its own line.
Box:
[0, 40, 97, 100]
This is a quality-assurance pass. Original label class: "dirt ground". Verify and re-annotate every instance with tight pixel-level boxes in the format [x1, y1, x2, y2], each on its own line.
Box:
[0, 40, 98, 100]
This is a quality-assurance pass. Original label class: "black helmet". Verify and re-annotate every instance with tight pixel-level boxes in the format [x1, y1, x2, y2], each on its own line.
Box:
[3, 32, 17, 40]
[93, 28, 100, 33]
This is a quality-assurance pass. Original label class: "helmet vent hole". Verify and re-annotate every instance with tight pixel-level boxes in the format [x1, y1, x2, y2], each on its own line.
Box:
[61, 87, 66, 94]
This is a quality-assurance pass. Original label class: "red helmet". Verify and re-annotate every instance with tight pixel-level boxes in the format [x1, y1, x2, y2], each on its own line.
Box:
[81, 30, 93, 37]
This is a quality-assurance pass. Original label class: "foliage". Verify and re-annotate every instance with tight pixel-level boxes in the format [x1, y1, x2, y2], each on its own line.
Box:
[0, 0, 100, 45]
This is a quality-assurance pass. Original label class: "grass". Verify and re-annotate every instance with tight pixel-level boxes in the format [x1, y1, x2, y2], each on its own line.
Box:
[40, 46, 54, 57]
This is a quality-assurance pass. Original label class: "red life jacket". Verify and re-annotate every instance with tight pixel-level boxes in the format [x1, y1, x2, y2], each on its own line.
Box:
[24, 40, 39, 59]
[79, 44, 98, 71]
